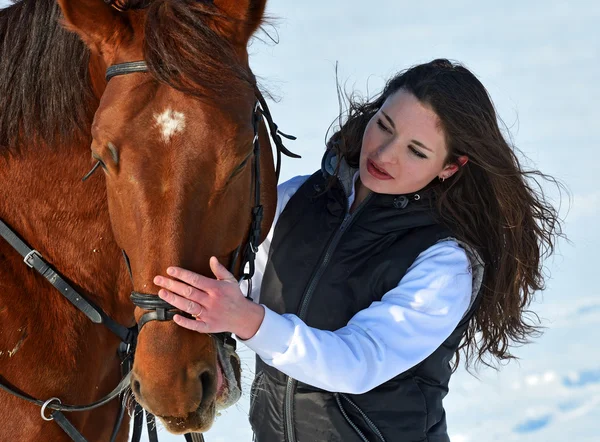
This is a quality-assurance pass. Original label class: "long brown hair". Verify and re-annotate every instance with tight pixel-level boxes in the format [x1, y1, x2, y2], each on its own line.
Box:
[328, 59, 565, 370]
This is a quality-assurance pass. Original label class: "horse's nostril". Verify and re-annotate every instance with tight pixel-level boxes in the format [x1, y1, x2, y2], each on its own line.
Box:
[133, 380, 141, 396]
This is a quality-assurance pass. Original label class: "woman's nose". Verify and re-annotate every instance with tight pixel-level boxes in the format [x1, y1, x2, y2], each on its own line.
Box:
[375, 140, 398, 163]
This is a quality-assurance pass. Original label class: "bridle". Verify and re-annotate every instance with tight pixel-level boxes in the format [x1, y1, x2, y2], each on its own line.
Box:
[103, 59, 298, 327]
[0, 58, 298, 442]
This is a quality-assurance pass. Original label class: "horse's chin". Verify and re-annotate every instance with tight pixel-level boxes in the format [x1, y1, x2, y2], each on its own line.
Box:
[156, 343, 242, 435]
[157, 407, 215, 435]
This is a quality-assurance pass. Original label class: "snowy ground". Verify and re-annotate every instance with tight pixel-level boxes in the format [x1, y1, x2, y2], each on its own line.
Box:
[1, 0, 598, 441]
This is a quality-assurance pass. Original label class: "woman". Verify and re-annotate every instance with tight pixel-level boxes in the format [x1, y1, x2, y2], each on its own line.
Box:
[154, 59, 562, 442]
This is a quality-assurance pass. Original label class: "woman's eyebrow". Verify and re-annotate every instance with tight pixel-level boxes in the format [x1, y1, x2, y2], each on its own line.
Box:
[381, 110, 433, 152]
[412, 139, 433, 153]
[381, 110, 396, 129]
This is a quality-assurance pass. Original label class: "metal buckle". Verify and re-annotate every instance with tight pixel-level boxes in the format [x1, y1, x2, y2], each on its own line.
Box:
[41, 397, 61, 421]
[23, 249, 42, 269]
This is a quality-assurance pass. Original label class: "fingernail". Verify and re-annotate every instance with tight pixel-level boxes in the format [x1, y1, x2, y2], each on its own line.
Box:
[158, 289, 166, 298]
[167, 267, 175, 276]
[154, 276, 162, 285]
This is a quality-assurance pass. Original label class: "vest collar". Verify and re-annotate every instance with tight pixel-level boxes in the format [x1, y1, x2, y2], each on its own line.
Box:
[320, 150, 436, 210]
[321, 149, 356, 198]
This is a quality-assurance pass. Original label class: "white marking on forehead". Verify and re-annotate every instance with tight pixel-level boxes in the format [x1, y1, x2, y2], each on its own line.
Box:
[154, 108, 186, 143]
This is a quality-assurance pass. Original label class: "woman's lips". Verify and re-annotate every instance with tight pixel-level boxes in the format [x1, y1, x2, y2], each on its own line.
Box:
[367, 159, 393, 180]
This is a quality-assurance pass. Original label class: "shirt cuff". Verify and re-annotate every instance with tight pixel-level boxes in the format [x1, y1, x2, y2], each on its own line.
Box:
[238, 305, 295, 360]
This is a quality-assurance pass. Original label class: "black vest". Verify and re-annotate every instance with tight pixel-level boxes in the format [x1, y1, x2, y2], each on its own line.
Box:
[249, 170, 480, 442]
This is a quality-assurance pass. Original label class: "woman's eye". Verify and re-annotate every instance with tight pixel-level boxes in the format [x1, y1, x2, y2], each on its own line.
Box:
[376, 119, 391, 133]
[409, 146, 427, 159]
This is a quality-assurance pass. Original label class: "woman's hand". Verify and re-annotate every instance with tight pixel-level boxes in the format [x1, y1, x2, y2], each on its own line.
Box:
[153, 256, 265, 340]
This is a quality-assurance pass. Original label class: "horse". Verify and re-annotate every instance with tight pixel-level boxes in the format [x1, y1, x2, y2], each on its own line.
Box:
[0, 0, 294, 440]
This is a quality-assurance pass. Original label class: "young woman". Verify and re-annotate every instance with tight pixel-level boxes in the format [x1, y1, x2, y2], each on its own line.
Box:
[154, 59, 562, 442]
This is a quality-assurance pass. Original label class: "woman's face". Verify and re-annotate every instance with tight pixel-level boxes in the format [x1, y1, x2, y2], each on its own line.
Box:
[359, 89, 459, 195]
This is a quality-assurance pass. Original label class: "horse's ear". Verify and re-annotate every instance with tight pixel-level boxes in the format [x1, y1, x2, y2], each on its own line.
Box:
[213, 0, 267, 45]
[57, 1, 127, 52]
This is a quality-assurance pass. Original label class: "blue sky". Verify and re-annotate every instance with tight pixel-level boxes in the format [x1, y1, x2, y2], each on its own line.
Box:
[2, 1, 598, 441]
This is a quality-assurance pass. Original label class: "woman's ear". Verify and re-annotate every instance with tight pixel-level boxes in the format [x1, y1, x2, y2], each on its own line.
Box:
[439, 155, 469, 180]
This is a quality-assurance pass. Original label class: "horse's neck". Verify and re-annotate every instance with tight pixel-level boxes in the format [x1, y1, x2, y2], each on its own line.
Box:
[0, 140, 134, 328]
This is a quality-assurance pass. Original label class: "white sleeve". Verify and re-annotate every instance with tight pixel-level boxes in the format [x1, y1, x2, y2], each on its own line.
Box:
[240, 175, 312, 302]
[242, 240, 473, 394]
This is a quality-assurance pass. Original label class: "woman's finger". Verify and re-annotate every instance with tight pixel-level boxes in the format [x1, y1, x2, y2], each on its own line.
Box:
[173, 314, 210, 333]
[166, 266, 219, 291]
[210, 257, 237, 282]
[158, 289, 204, 316]
[154, 275, 207, 303]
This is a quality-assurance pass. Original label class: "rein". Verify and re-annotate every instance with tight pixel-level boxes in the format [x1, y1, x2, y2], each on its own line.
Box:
[0, 219, 136, 442]
[0, 59, 298, 442]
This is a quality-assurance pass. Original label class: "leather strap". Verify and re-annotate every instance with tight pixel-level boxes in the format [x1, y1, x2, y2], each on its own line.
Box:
[105, 61, 149, 82]
[52, 411, 88, 442]
[130, 404, 144, 442]
[109, 393, 127, 442]
[0, 217, 136, 441]
[0, 219, 134, 344]
[0, 220, 101, 323]
[147, 413, 159, 442]
[255, 89, 300, 181]
[0, 373, 132, 413]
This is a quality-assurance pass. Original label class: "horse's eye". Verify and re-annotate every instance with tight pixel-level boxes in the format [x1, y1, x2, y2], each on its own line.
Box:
[81, 153, 108, 182]
[234, 156, 250, 174]
[228, 153, 252, 181]
[92, 154, 108, 170]
[81, 161, 103, 182]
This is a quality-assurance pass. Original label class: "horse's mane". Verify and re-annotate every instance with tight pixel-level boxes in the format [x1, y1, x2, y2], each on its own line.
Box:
[0, 0, 95, 153]
[0, 0, 257, 155]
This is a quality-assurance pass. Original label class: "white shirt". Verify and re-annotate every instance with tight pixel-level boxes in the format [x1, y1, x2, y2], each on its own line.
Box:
[241, 174, 474, 394]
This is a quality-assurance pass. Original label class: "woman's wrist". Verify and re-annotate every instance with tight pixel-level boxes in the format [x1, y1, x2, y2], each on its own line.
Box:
[234, 301, 265, 340]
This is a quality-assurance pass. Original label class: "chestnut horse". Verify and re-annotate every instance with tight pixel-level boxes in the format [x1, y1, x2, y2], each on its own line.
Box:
[0, 0, 295, 440]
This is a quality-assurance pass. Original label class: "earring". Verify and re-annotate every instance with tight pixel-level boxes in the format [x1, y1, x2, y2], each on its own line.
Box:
[440, 176, 446, 182]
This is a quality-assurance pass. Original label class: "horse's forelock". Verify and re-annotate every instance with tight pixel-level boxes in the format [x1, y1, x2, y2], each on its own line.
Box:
[144, 0, 256, 101]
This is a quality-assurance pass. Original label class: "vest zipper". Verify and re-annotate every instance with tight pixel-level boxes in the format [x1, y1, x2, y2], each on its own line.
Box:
[339, 393, 387, 442]
[284, 190, 374, 442]
[334, 394, 370, 442]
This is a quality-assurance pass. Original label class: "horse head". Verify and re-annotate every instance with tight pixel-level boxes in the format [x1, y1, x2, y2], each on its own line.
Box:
[57, 0, 279, 433]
